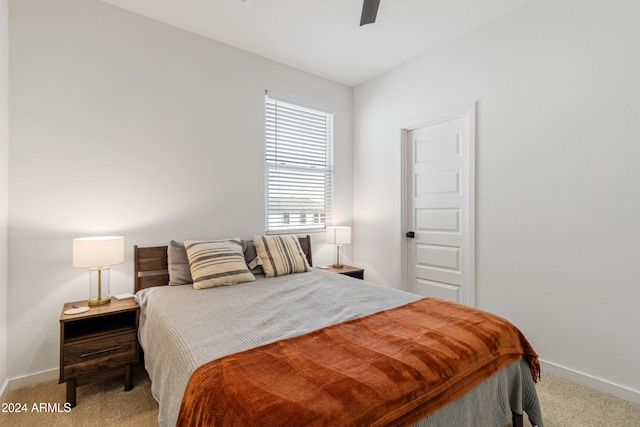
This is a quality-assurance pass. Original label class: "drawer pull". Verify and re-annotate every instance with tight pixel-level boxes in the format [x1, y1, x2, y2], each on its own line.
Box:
[80, 346, 123, 358]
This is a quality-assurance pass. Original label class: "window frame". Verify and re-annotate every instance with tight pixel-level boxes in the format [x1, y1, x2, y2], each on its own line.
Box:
[264, 92, 334, 235]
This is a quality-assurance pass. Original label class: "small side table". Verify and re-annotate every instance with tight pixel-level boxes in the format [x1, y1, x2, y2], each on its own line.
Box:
[59, 298, 139, 407]
[322, 265, 364, 280]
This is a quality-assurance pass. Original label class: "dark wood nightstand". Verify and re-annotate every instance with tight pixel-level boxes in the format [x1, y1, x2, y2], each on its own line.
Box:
[59, 298, 139, 407]
[322, 265, 365, 280]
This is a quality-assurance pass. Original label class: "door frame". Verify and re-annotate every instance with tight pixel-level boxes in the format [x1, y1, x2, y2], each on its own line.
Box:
[396, 102, 476, 305]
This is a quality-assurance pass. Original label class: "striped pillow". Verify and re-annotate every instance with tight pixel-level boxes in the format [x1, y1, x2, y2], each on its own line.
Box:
[253, 235, 311, 278]
[184, 239, 255, 289]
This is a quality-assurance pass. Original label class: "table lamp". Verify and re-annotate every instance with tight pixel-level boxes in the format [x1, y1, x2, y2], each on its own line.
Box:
[326, 226, 351, 268]
[73, 236, 124, 306]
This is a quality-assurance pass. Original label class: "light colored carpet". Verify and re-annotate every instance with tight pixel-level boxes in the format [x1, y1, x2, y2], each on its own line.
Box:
[533, 373, 640, 426]
[0, 365, 157, 427]
[1, 365, 639, 426]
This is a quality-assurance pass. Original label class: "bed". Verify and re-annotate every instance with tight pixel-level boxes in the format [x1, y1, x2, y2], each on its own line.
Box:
[134, 235, 542, 427]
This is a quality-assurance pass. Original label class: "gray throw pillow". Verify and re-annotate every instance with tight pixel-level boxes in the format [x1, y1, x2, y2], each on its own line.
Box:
[168, 240, 192, 285]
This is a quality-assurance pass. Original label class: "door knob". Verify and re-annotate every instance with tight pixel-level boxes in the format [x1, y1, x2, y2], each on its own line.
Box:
[406, 231, 415, 238]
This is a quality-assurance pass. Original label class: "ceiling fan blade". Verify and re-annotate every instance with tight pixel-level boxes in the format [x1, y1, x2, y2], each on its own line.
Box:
[360, 0, 380, 26]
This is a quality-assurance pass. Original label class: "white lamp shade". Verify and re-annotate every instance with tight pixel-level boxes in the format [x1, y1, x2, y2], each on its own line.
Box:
[73, 236, 124, 268]
[326, 226, 351, 245]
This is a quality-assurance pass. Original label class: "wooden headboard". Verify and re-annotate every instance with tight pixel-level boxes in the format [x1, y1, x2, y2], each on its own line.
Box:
[134, 236, 313, 293]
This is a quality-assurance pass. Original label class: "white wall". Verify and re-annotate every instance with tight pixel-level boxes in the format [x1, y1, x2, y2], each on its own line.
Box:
[353, 0, 640, 397]
[8, 0, 352, 380]
[0, 0, 9, 397]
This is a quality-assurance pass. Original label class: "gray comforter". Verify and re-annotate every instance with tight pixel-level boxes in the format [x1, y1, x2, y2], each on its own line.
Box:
[136, 269, 542, 426]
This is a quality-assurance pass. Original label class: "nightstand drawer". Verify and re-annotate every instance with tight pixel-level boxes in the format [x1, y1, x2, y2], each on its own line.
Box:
[322, 265, 365, 280]
[340, 269, 364, 280]
[63, 331, 137, 379]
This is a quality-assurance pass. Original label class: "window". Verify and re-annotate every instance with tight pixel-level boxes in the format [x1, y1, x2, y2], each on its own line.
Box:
[265, 93, 333, 233]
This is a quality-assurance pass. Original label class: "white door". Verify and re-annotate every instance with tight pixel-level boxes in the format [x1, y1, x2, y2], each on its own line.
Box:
[404, 106, 475, 306]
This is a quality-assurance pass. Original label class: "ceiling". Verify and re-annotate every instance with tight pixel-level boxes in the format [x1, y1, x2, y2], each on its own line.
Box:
[100, 0, 533, 87]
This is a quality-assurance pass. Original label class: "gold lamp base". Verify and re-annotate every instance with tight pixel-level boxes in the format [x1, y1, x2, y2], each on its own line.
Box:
[88, 266, 111, 306]
[88, 296, 111, 306]
[332, 244, 344, 269]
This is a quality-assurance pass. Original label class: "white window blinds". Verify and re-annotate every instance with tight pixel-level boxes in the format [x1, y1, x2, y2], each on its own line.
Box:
[265, 94, 333, 233]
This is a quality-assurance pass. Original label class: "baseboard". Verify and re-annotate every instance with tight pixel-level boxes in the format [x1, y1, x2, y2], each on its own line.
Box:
[540, 359, 640, 405]
[6, 368, 58, 392]
[0, 378, 8, 403]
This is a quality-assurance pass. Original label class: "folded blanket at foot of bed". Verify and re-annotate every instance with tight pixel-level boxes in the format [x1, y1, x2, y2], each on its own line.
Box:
[177, 298, 539, 427]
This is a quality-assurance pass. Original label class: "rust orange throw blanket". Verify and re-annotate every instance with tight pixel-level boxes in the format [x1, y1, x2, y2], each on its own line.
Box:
[177, 298, 539, 427]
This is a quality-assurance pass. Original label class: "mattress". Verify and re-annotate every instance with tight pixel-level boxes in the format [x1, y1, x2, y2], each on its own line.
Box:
[135, 268, 542, 426]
